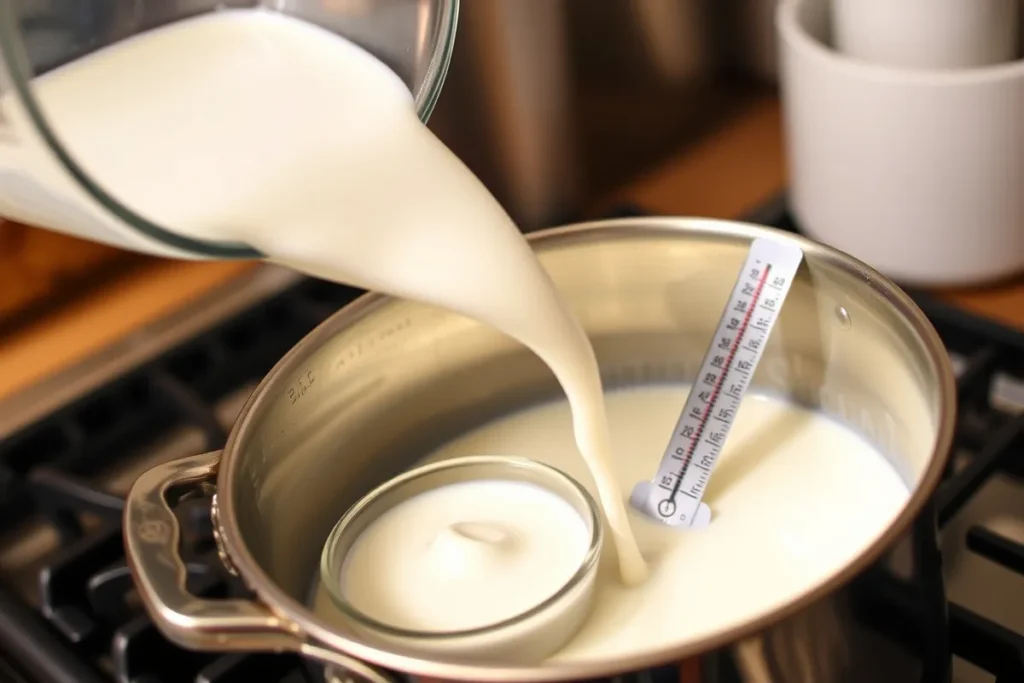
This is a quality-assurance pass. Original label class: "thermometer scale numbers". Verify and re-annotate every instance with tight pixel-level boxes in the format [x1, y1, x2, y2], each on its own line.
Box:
[631, 237, 804, 528]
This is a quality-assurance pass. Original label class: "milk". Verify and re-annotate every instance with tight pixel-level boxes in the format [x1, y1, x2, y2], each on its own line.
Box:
[8, 10, 646, 581]
[315, 385, 909, 662]
[341, 479, 591, 632]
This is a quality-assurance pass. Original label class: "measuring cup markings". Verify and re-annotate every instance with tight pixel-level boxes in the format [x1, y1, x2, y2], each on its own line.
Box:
[815, 386, 904, 461]
[332, 317, 414, 372]
[288, 369, 317, 405]
[753, 351, 909, 467]
[602, 359, 697, 389]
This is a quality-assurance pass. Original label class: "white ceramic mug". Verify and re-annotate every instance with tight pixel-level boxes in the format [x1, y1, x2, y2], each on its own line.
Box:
[832, 0, 1020, 69]
[778, 0, 1024, 286]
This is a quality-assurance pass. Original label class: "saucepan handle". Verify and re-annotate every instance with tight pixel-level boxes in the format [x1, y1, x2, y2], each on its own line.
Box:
[124, 451, 397, 683]
[126, 452, 703, 683]
[124, 451, 302, 652]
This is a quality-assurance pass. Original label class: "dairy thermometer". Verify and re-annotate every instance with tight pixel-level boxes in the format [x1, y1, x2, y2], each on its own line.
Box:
[630, 237, 804, 529]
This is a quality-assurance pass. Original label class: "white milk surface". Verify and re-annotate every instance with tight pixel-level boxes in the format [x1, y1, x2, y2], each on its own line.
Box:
[22, 9, 646, 581]
[409, 385, 910, 661]
[341, 479, 591, 632]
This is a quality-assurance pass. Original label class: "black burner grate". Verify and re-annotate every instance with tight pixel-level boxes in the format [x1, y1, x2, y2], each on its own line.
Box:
[0, 279, 360, 683]
[1, 199, 1022, 683]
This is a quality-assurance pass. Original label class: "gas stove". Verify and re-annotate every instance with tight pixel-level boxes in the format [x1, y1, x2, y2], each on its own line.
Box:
[0, 199, 1021, 683]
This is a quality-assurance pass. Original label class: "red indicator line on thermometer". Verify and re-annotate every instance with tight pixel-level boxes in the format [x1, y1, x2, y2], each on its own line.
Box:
[666, 264, 771, 505]
[631, 236, 804, 529]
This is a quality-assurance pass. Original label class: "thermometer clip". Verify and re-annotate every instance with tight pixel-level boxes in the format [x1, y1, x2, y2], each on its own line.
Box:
[630, 237, 804, 529]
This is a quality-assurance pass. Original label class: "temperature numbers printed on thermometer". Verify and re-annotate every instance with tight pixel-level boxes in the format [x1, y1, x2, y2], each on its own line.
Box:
[630, 237, 804, 529]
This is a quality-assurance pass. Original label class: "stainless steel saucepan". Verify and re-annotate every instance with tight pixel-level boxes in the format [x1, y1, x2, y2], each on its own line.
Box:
[125, 218, 956, 683]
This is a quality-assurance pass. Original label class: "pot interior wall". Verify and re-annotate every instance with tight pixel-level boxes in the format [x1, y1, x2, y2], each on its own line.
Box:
[226, 224, 943, 623]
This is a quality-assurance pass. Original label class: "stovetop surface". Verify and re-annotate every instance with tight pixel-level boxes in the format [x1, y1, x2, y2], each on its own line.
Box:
[0, 198, 1022, 683]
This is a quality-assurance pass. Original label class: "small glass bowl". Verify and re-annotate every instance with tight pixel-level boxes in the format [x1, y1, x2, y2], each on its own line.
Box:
[320, 455, 602, 663]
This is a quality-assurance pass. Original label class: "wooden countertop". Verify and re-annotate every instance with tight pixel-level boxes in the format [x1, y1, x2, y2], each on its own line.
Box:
[0, 259, 257, 400]
[1, 96, 1020, 402]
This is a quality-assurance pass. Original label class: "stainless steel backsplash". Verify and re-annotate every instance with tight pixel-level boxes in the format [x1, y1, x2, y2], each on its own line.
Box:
[427, 0, 781, 229]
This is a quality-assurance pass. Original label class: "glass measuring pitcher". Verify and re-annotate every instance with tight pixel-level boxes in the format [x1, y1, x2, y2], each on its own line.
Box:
[0, 0, 458, 258]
